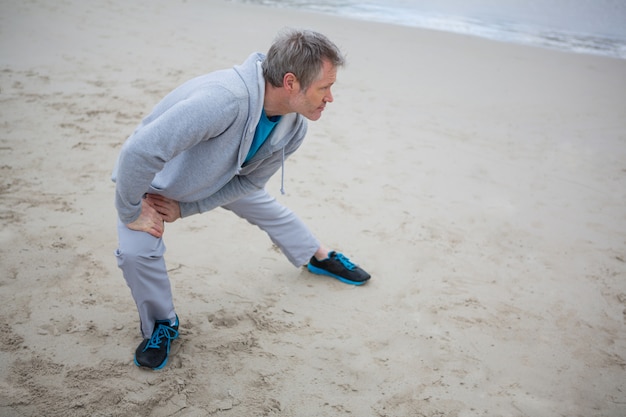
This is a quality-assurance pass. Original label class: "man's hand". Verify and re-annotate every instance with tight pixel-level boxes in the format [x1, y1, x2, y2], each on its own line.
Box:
[145, 194, 181, 223]
[126, 199, 165, 238]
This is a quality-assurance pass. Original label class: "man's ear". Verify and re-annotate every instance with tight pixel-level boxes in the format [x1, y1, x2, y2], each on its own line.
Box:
[283, 72, 298, 91]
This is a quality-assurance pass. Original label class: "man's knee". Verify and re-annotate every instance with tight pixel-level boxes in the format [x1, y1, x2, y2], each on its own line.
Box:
[116, 228, 166, 270]
[115, 245, 161, 269]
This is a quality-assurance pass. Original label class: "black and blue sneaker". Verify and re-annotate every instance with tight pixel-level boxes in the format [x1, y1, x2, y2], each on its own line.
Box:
[307, 251, 371, 286]
[134, 316, 179, 370]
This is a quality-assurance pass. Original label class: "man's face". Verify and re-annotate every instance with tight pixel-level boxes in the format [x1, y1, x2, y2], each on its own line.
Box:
[291, 59, 337, 121]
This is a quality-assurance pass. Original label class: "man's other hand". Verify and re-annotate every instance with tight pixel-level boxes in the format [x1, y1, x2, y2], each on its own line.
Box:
[145, 194, 181, 223]
[126, 199, 165, 238]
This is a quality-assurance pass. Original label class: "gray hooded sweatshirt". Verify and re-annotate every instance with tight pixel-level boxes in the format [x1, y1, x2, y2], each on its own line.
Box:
[112, 53, 307, 224]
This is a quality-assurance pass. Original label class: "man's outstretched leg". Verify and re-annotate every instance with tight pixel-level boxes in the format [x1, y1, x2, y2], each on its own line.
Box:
[115, 219, 179, 369]
[223, 189, 371, 285]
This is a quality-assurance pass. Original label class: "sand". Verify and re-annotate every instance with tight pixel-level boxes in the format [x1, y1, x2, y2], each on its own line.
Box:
[1, 0, 625, 416]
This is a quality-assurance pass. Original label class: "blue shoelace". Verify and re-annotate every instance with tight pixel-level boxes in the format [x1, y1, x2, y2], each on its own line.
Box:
[334, 252, 356, 270]
[145, 323, 178, 350]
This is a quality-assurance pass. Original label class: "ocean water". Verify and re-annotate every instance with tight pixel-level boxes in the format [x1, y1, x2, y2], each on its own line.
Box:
[235, 0, 626, 59]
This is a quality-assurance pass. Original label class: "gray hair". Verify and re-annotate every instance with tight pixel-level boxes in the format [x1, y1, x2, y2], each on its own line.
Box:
[263, 29, 345, 91]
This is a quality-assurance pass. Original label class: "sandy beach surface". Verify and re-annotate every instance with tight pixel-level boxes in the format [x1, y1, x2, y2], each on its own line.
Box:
[1, 0, 625, 416]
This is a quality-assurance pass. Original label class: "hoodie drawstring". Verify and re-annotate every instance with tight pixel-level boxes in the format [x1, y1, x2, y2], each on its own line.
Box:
[280, 147, 286, 195]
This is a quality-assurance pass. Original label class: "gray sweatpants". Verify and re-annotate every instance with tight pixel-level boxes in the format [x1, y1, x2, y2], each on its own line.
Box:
[115, 189, 320, 338]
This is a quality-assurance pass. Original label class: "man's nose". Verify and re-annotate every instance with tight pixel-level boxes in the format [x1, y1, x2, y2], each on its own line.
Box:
[325, 89, 334, 103]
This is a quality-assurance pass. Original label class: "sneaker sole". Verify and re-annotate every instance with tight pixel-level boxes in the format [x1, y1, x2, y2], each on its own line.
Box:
[307, 264, 369, 286]
[134, 356, 169, 371]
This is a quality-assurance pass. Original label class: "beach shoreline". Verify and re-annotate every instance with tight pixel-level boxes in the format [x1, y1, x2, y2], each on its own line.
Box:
[231, 0, 626, 60]
[1, 0, 625, 416]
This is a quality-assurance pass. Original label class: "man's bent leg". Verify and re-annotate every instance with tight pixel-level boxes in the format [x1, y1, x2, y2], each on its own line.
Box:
[115, 219, 176, 338]
[222, 189, 320, 267]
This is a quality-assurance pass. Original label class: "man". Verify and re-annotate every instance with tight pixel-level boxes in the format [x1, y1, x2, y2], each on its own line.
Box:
[112, 29, 370, 371]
